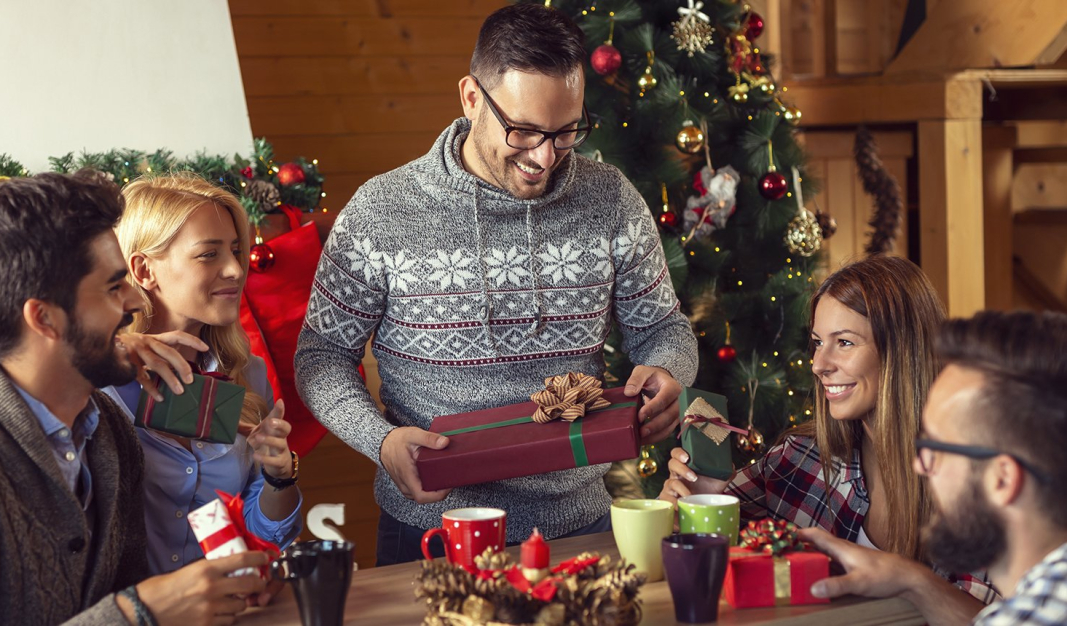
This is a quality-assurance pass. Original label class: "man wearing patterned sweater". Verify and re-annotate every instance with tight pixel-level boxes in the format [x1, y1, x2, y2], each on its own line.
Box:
[295, 3, 698, 565]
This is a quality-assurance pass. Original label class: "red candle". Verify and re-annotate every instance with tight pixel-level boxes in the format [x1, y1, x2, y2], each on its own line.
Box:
[521, 527, 550, 570]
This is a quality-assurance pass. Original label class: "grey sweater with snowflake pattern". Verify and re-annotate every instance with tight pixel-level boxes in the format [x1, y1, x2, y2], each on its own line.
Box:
[295, 118, 697, 542]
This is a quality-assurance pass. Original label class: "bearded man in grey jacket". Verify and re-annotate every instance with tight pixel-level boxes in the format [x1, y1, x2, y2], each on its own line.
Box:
[296, 3, 699, 565]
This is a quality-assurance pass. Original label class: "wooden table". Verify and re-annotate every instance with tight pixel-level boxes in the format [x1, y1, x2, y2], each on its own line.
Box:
[239, 533, 924, 625]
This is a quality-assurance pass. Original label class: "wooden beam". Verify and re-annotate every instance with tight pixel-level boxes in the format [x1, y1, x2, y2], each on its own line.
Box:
[1014, 256, 1067, 312]
[780, 75, 982, 126]
[917, 119, 986, 316]
[1014, 208, 1067, 226]
[982, 125, 1016, 310]
[885, 0, 1067, 74]
[1014, 147, 1067, 166]
[984, 86, 1067, 122]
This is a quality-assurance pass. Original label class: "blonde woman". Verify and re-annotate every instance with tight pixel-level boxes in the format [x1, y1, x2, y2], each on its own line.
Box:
[102, 173, 301, 576]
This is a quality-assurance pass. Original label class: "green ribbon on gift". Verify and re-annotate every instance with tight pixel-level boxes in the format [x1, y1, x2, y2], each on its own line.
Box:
[439, 401, 637, 468]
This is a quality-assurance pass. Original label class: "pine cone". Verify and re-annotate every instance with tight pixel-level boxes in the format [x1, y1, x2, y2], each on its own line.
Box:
[245, 179, 280, 213]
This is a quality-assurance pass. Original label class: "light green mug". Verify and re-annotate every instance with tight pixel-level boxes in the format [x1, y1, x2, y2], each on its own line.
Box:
[610, 499, 674, 582]
[678, 494, 741, 545]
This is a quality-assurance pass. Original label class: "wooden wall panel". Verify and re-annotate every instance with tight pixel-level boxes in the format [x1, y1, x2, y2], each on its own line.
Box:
[229, 0, 506, 569]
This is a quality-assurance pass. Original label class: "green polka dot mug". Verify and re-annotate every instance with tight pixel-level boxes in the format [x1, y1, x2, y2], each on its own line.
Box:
[678, 494, 740, 545]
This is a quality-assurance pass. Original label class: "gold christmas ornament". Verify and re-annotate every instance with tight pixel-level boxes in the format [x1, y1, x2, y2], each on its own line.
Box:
[637, 446, 658, 477]
[637, 65, 658, 91]
[675, 120, 705, 154]
[671, 0, 714, 57]
[728, 81, 749, 103]
[784, 166, 822, 256]
[783, 105, 802, 125]
[785, 210, 823, 256]
[737, 426, 765, 454]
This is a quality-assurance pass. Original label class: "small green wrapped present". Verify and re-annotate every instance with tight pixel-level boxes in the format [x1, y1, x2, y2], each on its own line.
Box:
[135, 373, 246, 444]
[678, 388, 746, 480]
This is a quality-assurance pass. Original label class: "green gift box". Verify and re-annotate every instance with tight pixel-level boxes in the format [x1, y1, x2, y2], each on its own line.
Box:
[678, 387, 746, 480]
[135, 373, 246, 444]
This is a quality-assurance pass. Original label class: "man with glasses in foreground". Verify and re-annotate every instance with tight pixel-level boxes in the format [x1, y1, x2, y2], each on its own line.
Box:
[295, 3, 696, 564]
[799, 310, 1067, 625]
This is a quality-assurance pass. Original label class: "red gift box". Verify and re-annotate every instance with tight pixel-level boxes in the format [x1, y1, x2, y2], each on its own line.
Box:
[722, 546, 830, 608]
[416, 386, 640, 491]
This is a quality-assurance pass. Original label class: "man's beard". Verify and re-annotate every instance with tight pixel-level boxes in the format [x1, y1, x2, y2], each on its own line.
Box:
[923, 473, 1007, 574]
[67, 312, 137, 388]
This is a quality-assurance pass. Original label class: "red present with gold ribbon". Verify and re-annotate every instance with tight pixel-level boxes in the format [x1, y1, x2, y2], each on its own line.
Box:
[722, 519, 830, 608]
[416, 373, 640, 491]
[187, 490, 280, 578]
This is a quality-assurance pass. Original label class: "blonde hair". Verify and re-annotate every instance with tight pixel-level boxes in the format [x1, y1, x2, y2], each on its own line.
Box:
[793, 255, 944, 561]
[116, 172, 267, 428]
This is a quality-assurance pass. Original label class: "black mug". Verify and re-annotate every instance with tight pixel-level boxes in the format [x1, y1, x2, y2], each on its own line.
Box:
[272, 540, 355, 626]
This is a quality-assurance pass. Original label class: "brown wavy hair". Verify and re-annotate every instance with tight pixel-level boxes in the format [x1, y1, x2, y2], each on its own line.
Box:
[794, 255, 944, 560]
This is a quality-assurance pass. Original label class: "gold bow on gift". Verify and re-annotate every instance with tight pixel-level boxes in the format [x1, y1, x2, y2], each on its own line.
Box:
[530, 373, 611, 423]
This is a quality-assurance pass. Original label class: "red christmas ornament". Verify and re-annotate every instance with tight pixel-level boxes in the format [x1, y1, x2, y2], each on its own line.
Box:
[276, 162, 305, 186]
[241, 166, 254, 179]
[249, 242, 276, 273]
[745, 12, 765, 40]
[717, 345, 737, 363]
[590, 44, 622, 76]
[758, 170, 788, 200]
[658, 211, 679, 228]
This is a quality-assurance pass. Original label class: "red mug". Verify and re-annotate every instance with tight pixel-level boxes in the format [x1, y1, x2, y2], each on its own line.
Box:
[421, 507, 507, 569]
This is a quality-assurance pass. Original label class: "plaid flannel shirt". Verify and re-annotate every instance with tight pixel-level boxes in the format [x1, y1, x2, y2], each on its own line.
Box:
[726, 434, 1000, 604]
[973, 542, 1067, 625]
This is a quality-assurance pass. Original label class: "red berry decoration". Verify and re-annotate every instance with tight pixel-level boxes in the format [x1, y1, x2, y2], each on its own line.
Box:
[658, 211, 679, 228]
[759, 170, 788, 200]
[249, 242, 276, 273]
[590, 44, 622, 76]
[241, 166, 254, 179]
[745, 12, 765, 40]
[717, 345, 737, 363]
[276, 162, 305, 186]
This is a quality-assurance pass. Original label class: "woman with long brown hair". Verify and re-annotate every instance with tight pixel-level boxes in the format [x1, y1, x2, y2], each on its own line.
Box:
[660, 255, 995, 607]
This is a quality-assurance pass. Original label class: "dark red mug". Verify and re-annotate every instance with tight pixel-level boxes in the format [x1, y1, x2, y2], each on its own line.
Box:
[421, 507, 507, 569]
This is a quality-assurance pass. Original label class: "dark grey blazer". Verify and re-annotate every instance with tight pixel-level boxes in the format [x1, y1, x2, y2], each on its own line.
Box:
[0, 370, 148, 625]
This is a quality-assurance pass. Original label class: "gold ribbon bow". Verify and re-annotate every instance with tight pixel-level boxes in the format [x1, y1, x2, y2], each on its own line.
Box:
[530, 373, 611, 423]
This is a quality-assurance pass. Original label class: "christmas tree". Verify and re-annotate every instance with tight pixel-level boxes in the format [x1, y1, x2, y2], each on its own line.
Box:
[521, 0, 829, 495]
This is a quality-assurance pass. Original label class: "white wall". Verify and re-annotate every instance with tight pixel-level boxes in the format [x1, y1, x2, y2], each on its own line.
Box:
[0, 0, 253, 172]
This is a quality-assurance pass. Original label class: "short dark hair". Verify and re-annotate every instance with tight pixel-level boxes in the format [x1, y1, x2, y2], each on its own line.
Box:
[937, 310, 1067, 526]
[470, 3, 586, 90]
[0, 170, 124, 358]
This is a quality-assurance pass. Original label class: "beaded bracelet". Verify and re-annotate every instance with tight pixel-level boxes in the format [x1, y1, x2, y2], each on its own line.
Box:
[118, 585, 158, 626]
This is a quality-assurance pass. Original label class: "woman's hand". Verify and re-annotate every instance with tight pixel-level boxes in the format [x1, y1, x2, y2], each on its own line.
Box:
[248, 400, 293, 479]
[118, 331, 209, 400]
[658, 447, 733, 504]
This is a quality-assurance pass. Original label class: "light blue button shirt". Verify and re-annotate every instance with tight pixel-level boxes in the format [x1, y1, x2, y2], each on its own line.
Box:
[102, 355, 302, 575]
[14, 384, 98, 511]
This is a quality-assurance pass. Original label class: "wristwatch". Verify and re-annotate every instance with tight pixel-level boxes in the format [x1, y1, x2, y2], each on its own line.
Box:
[262, 451, 299, 491]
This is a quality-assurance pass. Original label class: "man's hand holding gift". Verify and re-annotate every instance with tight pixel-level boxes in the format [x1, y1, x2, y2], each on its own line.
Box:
[624, 365, 682, 445]
[382, 427, 452, 504]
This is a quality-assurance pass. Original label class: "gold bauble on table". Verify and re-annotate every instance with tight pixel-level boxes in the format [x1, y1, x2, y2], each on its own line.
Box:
[637, 65, 658, 91]
[783, 105, 802, 125]
[675, 121, 705, 154]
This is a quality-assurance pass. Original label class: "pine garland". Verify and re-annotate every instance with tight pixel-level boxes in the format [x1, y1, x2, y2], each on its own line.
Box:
[854, 126, 903, 256]
[0, 139, 325, 225]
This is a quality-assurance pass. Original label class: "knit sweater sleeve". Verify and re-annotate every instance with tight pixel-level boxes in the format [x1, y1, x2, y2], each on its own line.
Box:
[611, 179, 698, 385]
[295, 198, 394, 466]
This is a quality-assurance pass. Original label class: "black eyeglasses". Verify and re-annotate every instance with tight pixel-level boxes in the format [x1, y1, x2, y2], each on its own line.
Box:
[915, 437, 1050, 484]
[471, 75, 591, 151]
